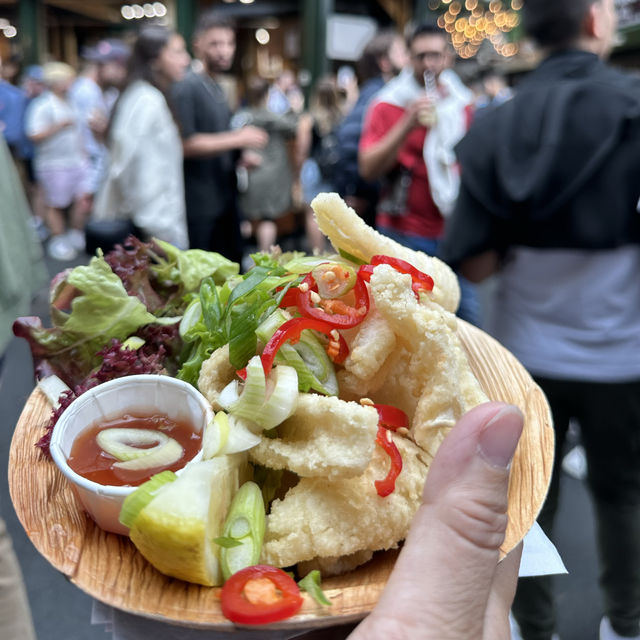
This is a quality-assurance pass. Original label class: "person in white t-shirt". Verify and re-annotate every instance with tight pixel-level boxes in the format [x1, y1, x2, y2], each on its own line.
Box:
[25, 62, 91, 261]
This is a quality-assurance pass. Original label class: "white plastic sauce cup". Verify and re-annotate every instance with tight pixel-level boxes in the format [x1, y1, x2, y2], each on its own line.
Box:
[50, 375, 213, 536]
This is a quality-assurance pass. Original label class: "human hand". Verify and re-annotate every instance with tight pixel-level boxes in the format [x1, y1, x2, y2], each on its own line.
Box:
[237, 125, 269, 149]
[239, 149, 263, 169]
[88, 111, 108, 141]
[57, 118, 75, 131]
[349, 402, 524, 640]
[406, 95, 437, 128]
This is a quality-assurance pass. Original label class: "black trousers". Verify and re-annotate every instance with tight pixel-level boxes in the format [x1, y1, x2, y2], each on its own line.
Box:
[512, 377, 640, 639]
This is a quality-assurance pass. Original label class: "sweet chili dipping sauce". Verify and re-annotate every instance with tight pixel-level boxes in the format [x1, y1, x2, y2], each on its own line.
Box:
[67, 413, 202, 487]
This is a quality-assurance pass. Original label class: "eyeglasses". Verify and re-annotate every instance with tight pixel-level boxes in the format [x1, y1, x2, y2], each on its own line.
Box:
[411, 51, 445, 61]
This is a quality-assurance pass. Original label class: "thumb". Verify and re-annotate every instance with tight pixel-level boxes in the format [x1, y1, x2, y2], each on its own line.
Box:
[364, 402, 523, 639]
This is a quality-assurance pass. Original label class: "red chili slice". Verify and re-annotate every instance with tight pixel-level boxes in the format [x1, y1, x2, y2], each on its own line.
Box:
[277, 286, 300, 309]
[297, 273, 369, 329]
[374, 425, 403, 498]
[220, 564, 303, 625]
[373, 404, 409, 431]
[261, 316, 349, 376]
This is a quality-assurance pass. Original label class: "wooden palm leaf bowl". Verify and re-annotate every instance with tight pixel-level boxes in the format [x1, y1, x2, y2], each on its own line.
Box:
[9, 320, 554, 631]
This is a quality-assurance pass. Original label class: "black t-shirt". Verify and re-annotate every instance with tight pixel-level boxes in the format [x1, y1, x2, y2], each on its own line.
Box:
[172, 70, 236, 222]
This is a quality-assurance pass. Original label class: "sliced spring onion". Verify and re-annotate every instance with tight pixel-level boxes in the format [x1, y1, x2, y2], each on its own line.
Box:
[298, 570, 332, 606]
[283, 253, 359, 274]
[220, 361, 299, 431]
[256, 310, 338, 396]
[97, 428, 170, 461]
[311, 263, 357, 299]
[113, 438, 183, 471]
[179, 298, 203, 340]
[202, 412, 262, 459]
[337, 247, 367, 265]
[121, 336, 145, 350]
[255, 308, 289, 344]
[260, 364, 299, 430]
[119, 470, 177, 529]
[202, 412, 230, 459]
[225, 415, 262, 453]
[37, 375, 71, 408]
[213, 536, 243, 548]
[218, 355, 266, 423]
[219, 481, 265, 581]
[96, 428, 184, 471]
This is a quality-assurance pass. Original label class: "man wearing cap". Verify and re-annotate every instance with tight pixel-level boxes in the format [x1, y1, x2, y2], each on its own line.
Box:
[70, 39, 129, 199]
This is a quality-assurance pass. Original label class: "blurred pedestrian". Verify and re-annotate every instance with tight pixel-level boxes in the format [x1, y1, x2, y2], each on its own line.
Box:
[475, 69, 514, 111]
[358, 23, 479, 325]
[172, 11, 268, 262]
[232, 76, 298, 253]
[297, 75, 346, 252]
[0, 53, 21, 85]
[92, 26, 190, 249]
[439, 1, 640, 639]
[19, 65, 48, 239]
[0, 133, 46, 640]
[0, 55, 29, 161]
[25, 62, 91, 261]
[267, 69, 304, 115]
[333, 29, 408, 227]
[70, 39, 129, 199]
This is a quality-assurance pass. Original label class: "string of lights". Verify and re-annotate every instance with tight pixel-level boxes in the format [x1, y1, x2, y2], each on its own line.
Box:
[427, 0, 523, 59]
[121, 3, 167, 20]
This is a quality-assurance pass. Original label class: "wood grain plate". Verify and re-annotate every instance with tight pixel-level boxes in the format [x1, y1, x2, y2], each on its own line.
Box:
[8, 319, 554, 631]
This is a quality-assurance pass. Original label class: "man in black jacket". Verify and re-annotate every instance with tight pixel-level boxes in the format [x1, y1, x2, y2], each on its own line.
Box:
[440, 1, 640, 639]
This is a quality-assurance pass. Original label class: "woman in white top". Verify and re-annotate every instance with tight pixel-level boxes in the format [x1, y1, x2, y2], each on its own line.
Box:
[92, 26, 190, 249]
[25, 62, 91, 261]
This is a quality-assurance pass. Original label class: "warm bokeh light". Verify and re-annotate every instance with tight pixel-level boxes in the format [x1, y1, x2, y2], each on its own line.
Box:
[255, 28, 270, 45]
[120, 2, 167, 20]
[427, 0, 521, 60]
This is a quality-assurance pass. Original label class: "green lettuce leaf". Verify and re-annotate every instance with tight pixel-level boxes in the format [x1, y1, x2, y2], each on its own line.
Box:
[14, 255, 178, 386]
[152, 239, 239, 293]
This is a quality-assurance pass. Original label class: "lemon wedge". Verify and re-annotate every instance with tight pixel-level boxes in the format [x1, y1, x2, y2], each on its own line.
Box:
[127, 454, 250, 586]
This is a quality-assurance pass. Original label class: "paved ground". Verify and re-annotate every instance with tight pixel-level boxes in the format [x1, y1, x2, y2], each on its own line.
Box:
[1, 250, 605, 640]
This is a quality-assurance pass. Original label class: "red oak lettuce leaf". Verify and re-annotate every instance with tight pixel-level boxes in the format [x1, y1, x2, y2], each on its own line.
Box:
[35, 339, 167, 456]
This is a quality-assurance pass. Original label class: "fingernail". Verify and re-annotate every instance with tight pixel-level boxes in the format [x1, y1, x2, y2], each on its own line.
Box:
[478, 405, 524, 468]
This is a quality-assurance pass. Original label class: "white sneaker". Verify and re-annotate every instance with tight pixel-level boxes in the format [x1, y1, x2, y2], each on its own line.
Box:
[562, 445, 588, 480]
[510, 613, 561, 640]
[65, 228, 86, 252]
[600, 617, 640, 640]
[47, 235, 77, 261]
[510, 612, 523, 640]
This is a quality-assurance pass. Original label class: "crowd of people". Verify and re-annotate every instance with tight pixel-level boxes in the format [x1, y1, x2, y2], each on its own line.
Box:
[1, 9, 500, 283]
[2, 0, 640, 638]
